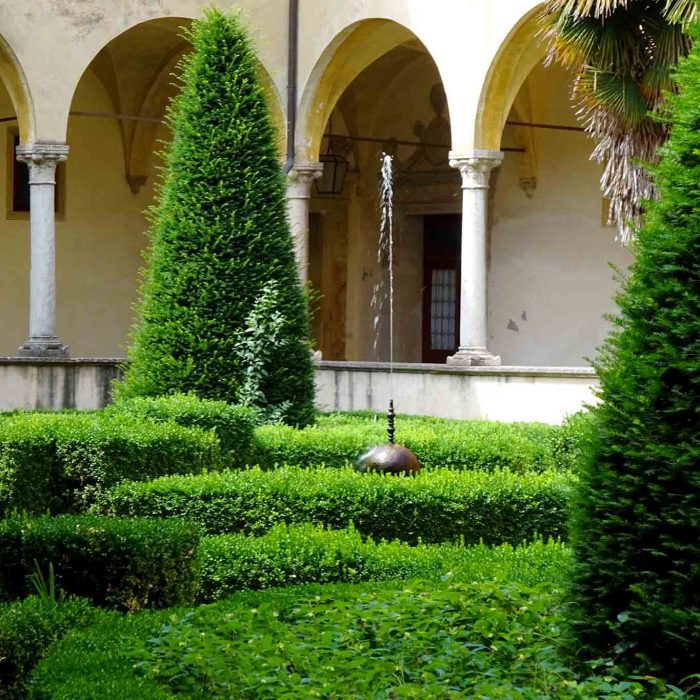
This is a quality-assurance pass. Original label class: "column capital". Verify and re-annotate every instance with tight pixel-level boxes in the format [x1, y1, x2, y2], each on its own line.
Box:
[287, 162, 323, 199]
[16, 142, 69, 185]
[449, 149, 503, 189]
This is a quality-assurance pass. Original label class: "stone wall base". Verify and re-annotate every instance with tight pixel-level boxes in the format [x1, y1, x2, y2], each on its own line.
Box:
[0, 358, 597, 424]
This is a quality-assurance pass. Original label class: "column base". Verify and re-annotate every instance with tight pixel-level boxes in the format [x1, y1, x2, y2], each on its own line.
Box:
[446, 347, 501, 367]
[17, 338, 69, 358]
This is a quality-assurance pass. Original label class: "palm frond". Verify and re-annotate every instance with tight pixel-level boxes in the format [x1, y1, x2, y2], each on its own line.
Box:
[542, 0, 692, 242]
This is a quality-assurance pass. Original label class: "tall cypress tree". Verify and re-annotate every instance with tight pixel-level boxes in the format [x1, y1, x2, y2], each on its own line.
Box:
[570, 24, 700, 681]
[119, 9, 315, 427]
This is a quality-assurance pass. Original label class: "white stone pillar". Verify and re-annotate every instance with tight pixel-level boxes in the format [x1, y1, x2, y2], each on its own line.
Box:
[16, 143, 69, 357]
[286, 162, 323, 284]
[447, 149, 503, 366]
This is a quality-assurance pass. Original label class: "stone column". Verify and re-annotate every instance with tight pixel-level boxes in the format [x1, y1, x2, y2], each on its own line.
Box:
[447, 149, 503, 366]
[16, 143, 69, 357]
[286, 162, 323, 284]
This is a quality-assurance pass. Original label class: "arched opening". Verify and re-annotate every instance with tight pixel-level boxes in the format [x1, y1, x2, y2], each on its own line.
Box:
[33, 17, 285, 358]
[0, 35, 34, 355]
[480, 10, 632, 366]
[301, 21, 458, 363]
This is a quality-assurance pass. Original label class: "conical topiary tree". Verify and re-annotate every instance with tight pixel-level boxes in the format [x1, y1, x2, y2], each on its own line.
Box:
[118, 9, 315, 427]
[570, 23, 700, 682]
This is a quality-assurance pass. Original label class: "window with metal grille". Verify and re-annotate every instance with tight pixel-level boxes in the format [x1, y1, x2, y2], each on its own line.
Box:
[430, 268, 457, 350]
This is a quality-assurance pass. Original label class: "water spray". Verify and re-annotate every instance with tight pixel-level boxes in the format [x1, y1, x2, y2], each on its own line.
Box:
[357, 154, 421, 476]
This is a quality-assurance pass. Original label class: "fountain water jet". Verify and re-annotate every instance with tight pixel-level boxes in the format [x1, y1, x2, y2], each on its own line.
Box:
[357, 154, 421, 476]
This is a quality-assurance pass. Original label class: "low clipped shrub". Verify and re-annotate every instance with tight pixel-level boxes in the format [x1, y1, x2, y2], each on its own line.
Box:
[0, 515, 201, 611]
[0, 596, 94, 698]
[249, 414, 575, 472]
[0, 412, 221, 514]
[197, 523, 571, 601]
[107, 394, 256, 459]
[551, 410, 594, 471]
[28, 579, 681, 700]
[98, 466, 573, 545]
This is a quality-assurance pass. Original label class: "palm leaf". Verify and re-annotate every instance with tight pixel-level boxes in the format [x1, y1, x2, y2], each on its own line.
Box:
[542, 0, 692, 242]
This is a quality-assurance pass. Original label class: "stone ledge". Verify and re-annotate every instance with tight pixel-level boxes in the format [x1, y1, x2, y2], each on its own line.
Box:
[0, 357, 125, 366]
[317, 360, 597, 379]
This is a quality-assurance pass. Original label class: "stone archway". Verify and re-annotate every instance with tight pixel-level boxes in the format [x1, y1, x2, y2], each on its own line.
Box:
[0, 34, 33, 143]
[474, 5, 547, 153]
[296, 19, 445, 164]
[69, 16, 285, 195]
[296, 19, 458, 363]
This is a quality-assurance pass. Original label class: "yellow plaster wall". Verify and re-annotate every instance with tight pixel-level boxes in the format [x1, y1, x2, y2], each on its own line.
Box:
[295, 0, 544, 160]
[0, 69, 162, 357]
[488, 62, 632, 366]
[0, 80, 29, 354]
[56, 69, 161, 357]
[0, 0, 287, 143]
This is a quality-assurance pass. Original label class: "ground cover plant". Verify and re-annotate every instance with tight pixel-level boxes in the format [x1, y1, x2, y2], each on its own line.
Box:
[98, 465, 572, 544]
[569, 19, 700, 682]
[28, 579, 685, 699]
[118, 8, 315, 426]
[0, 596, 94, 698]
[0, 411, 220, 514]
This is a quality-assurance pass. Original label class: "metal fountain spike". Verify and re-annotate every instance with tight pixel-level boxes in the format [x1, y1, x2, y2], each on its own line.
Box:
[387, 399, 395, 445]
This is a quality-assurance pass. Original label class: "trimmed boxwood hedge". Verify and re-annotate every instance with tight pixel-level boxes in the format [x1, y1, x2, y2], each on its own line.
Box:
[0, 515, 201, 611]
[0, 596, 94, 698]
[197, 524, 571, 601]
[97, 466, 573, 545]
[0, 412, 221, 514]
[249, 414, 579, 472]
[106, 394, 256, 459]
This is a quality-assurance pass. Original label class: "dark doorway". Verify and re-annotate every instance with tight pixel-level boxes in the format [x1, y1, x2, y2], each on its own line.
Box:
[422, 214, 460, 363]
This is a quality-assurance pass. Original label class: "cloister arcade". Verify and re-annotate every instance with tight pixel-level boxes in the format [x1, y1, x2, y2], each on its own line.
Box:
[0, 0, 632, 419]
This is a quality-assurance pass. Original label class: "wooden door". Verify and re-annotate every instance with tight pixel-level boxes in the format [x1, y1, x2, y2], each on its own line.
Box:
[422, 215, 461, 363]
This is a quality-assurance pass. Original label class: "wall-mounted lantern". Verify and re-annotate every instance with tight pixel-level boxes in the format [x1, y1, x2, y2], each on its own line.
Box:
[316, 118, 349, 195]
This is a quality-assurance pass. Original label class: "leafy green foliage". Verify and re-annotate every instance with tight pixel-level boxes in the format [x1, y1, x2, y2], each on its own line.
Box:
[543, 0, 694, 240]
[27, 607, 171, 700]
[29, 581, 684, 699]
[250, 412, 580, 472]
[97, 466, 572, 545]
[0, 596, 94, 698]
[0, 515, 201, 611]
[570, 24, 700, 681]
[107, 394, 255, 458]
[236, 281, 295, 424]
[0, 411, 221, 514]
[118, 9, 315, 426]
[29, 561, 65, 606]
[197, 524, 571, 601]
